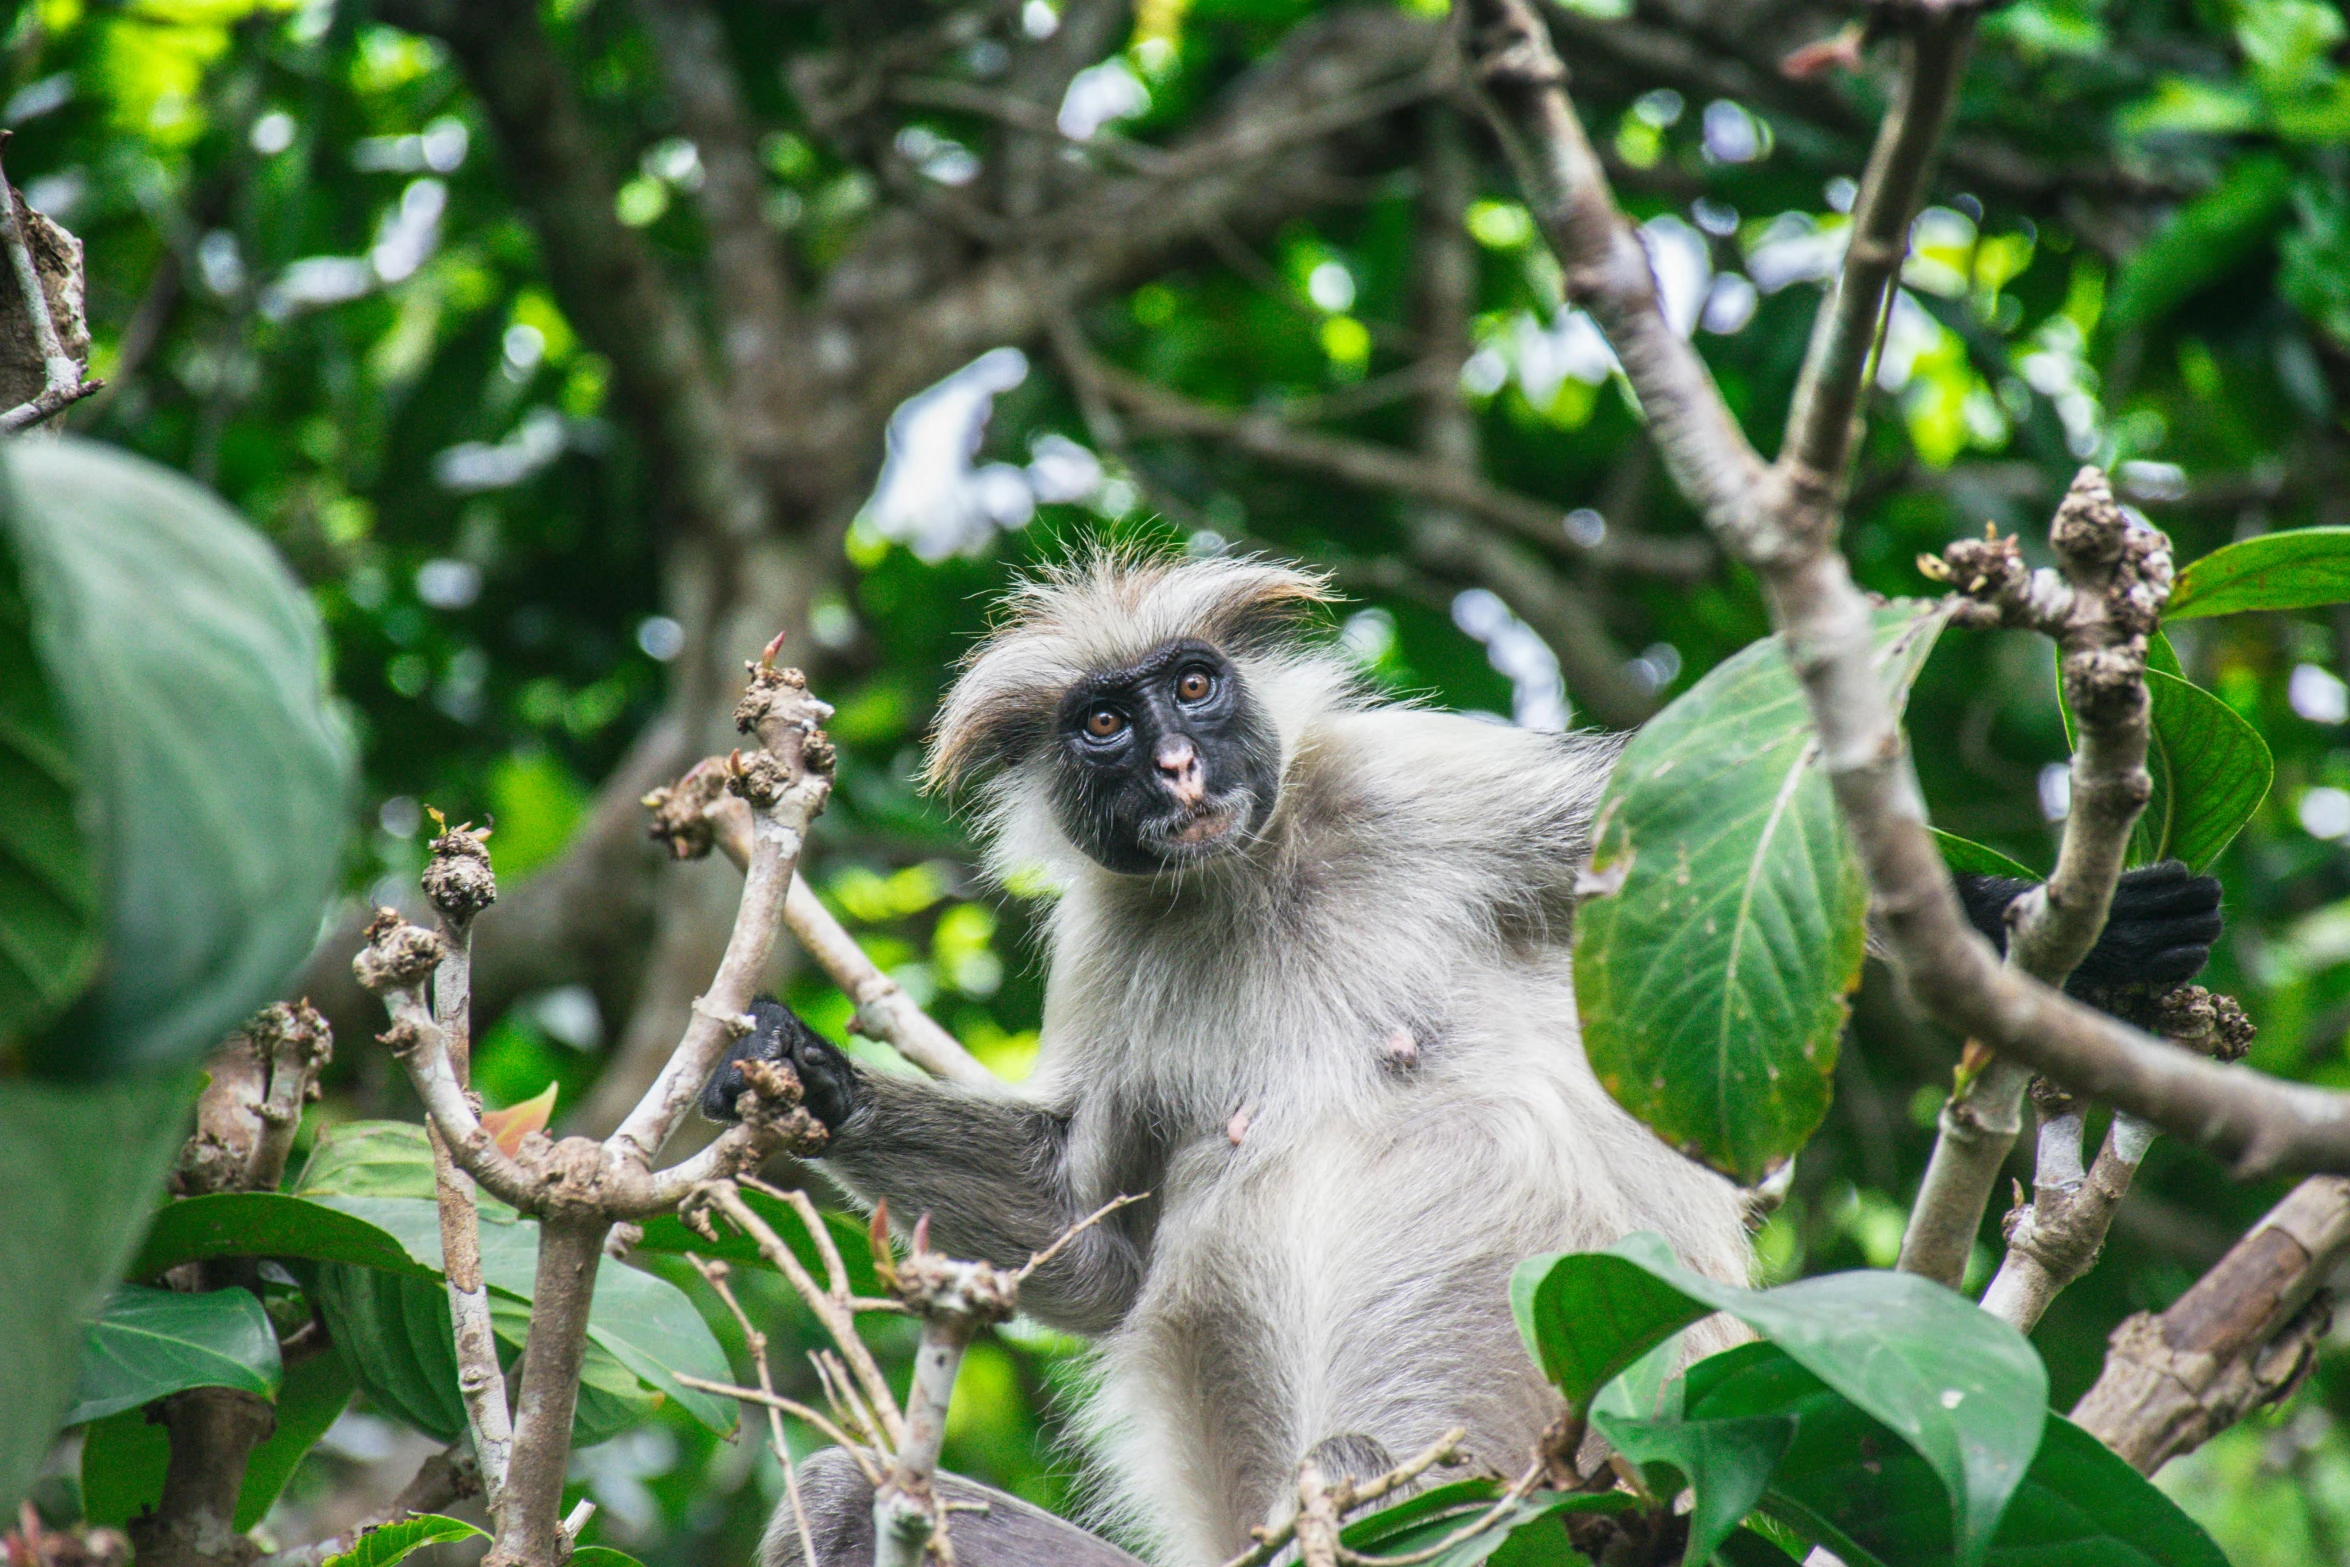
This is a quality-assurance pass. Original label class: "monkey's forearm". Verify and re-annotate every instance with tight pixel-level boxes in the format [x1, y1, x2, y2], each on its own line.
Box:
[823, 1075, 1146, 1332]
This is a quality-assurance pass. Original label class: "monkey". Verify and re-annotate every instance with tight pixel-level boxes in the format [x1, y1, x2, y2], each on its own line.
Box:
[702, 552, 2222, 1567]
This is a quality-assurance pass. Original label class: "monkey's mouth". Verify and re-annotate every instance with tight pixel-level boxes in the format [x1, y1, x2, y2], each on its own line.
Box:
[1146, 797, 1248, 855]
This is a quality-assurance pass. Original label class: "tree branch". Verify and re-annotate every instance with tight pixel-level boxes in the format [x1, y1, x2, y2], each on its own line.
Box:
[374, 0, 768, 538]
[607, 659, 836, 1164]
[1981, 989, 2257, 1332]
[2071, 1175, 2350, 1472]
[0, 133, 97, 432]
[645, 758, 997, 1088]
[1060, 336, 1711, 579]
[634, 0, 802, 464]
[1467, 0, 2350, 1179]
[417, 819, 514, 1513]
[1896, 468, 2169, 1287]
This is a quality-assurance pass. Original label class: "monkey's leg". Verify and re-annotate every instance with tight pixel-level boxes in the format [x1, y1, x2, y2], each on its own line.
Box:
[762, 1449, 1147, 1567]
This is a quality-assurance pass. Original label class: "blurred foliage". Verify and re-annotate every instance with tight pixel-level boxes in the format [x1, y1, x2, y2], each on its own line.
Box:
[10, 0, 2350, 1556]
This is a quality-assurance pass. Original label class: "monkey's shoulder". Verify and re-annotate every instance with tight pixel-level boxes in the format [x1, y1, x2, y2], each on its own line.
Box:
[1286, 707, 1618, 846]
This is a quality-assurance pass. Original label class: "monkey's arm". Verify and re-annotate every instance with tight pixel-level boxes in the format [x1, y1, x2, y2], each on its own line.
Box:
[1952, 860, 2224, 993]
[703, 1001, 1146, 1332]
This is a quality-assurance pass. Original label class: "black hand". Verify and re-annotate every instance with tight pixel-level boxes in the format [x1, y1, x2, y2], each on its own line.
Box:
[1952, 862, 2222, 992]
[698, 997, 863, 1131]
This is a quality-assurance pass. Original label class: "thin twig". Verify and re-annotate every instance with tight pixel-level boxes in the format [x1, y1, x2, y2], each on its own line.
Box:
[672, 1373, 884, 1483]
[1221, 1431, 1484, 1567]
[685, 1252, 819, 1567]
[689, 1179, 909, 1446]
[419, 818, 515, 1514]
[1020, 1192, 1146, 1278]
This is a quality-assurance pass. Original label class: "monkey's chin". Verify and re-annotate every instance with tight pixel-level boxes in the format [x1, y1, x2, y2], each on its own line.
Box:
[1144, 800, 1248, 860]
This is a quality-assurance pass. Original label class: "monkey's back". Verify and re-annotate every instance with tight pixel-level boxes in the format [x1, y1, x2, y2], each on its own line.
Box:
[1033, 707, 1753, 1566]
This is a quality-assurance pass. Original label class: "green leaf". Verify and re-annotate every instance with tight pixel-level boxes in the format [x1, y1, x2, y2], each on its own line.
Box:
[1510, 1238, 2047, 1567]
[2104, 153, 2294, 338]
[1684, 1346, 2223, 1567]
[570, 1550, 651, 1567]
[131, 1191, 431, 1281]
[1576, 602, 1949, 1181]
[1594, 1401, 1793, 1567]
[234, 1343, 357, 1529]
[309, 1263, 470, 1441]
[295, 1119, 516, 1218]
[64, 1283, 282, 1426]
[2168, 527, 2350, 619]
[0, 437, 352, 1077]
[81, 1343, 356, 1530]
[2142, 669, 2271, 871]
[0, 531, 98, 1047]
[298, 1190, 735, 1441]
[2053, 650, 2270, 871]
[0, 1068, 197, 1513]
[1511, 1234, 1715, 1412]
[1340, 1478, 1631, 1567]
[1929, 831, 2039, 882]
[321, 1515, 487, 1567]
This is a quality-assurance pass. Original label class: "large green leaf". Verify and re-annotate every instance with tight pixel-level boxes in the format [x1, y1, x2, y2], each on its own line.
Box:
[0, 1067, 198, 1513]
[2140, 670, 2270, 871]
[1681, 1345, 2223, 1567]
[0, 438, 352, 1077]
[81, 1342, 355, 1531]
[63, 1283, 282, 1426]
[1510, 1236, 2046, 1567]
[321, 1515, 487, 1567]
[2168, 527, 2350, 619]
[132, 1191, 431, 1281]
[2052, 649, 2270, 871]
[1509, 1246, 1712, 1412]
[292, 1126, 735, 1439]
[1576, 603, 1949, 1181]
[310, 1262, 472, 1441]
[0, 532, 97, 1047]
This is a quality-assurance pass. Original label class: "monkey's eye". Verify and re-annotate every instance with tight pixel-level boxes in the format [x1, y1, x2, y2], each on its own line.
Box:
[1084, 706, 1127, 740]
[1174, 668, 1215, 704]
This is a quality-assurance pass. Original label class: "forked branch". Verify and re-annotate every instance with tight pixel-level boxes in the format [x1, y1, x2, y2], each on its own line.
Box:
[1897, 469, 2170, 1287]
[1463, 0, 2350, 1177]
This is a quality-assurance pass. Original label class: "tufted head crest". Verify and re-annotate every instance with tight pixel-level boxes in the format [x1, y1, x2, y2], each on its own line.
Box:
[924, 548, 1335, 794]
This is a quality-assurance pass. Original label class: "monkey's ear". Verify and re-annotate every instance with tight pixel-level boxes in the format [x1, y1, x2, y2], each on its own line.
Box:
[924, 677, 1056, 796]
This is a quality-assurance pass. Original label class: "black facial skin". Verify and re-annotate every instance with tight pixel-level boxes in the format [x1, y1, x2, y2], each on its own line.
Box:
[700, 997, 863, 1129]
[1955, 860, 2224, 994]
[1049, 638, 1283, 875]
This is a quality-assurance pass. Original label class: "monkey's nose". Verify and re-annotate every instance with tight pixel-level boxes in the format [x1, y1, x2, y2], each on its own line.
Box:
[1156, 739, 1206, 805]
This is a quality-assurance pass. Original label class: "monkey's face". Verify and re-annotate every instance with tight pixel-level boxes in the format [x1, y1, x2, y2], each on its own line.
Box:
[1050, 639, 1281, 874]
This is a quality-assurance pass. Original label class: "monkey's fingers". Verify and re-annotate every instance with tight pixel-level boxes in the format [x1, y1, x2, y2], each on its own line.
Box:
[2108, 862, 2223, 918]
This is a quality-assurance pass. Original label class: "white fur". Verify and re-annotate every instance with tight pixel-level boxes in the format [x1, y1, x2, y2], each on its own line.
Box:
[1002, 692, 1751, 1564]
